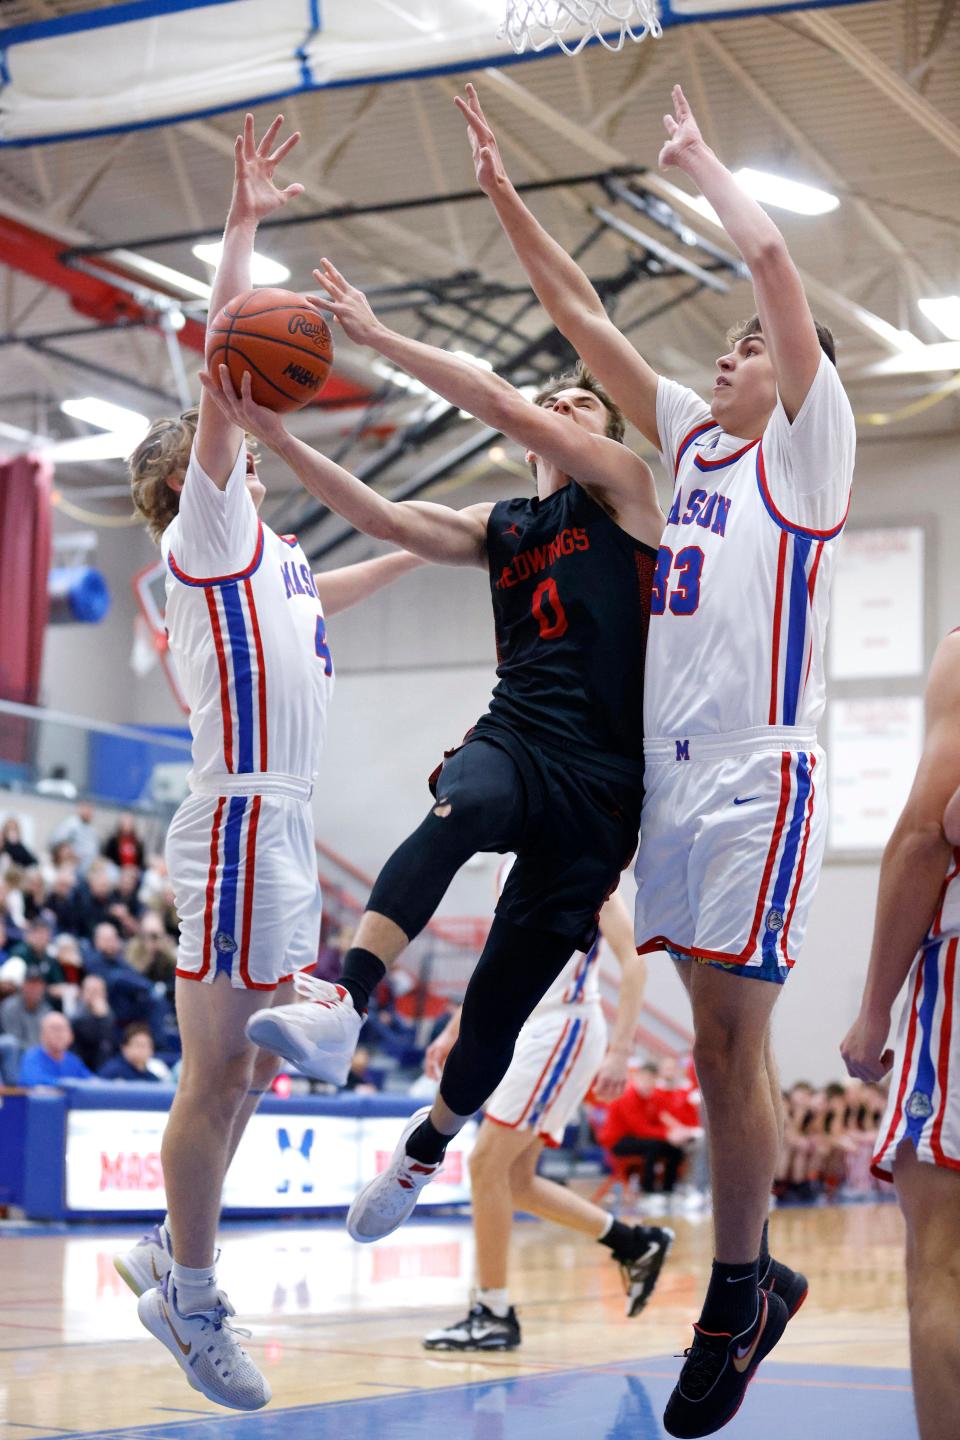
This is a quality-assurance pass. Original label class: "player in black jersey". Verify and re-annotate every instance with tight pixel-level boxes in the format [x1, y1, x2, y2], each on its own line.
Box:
[202, 257, 664, 1242]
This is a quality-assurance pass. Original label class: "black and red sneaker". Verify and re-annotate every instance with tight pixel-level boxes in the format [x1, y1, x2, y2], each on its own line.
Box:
[663, 1287, 788, 1438]
[761, 1257, 808, 1319]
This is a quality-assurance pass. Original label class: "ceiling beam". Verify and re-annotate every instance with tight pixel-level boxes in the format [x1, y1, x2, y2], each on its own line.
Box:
[794, 10, 960, 161]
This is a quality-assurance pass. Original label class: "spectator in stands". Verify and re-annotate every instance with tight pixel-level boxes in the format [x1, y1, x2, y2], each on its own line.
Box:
[52, 933, 84, 986]
[127, 911, 177, 995]
[103, 813, 145, 871]
[18, 1011, 92, 1085]
[99, 1022, 161, 1083]
[49, 802, 100, 875]
[1, 869, 28, 938]
[343, 1044, 380, 1093]
[110, 865, 144, 936]
[44, 865, 85, 936]
[0, 962, 50, 1083]
[1, 818, 37, 870]
[85, 921, 170, 1045]
[70, 974, 117, 1073]
[73, 859, 121, 939]
[19, 868, 48, 923]
[49, 839, 79, 869]
[9, 916, 65, 990]
[598, 1061, 687, 1196]
[0, 914, 8, 968]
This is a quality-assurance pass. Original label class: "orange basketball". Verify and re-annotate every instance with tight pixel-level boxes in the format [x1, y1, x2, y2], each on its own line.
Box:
[206, 287, 334, 413]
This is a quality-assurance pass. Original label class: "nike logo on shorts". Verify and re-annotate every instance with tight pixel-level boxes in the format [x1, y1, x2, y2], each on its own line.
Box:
[733, 796, 759, 806]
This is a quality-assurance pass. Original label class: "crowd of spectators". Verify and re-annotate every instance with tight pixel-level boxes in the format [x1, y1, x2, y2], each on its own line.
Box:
[0, 806, 180, 1086]
[775, 1077, 890, 1202]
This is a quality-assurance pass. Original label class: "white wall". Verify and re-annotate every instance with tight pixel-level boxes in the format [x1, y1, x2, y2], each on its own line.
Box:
[35, 428, 960, 1082]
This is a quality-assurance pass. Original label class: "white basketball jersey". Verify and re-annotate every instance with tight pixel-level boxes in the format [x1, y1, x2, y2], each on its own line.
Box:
[928, 855, 960, 942]
[161, 444, 333, 788]
[645, 354, 855, 740]
[495, 857, 601, 1012]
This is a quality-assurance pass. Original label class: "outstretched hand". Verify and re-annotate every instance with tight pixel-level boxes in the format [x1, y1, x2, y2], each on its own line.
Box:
[198, 366, 289, 452]
[230, 113, 304, 226]
[454, 82, 508, 196]
[308, 259, 383, 348]
[658, 85, 706, 171]
[592, 1049, 629, 1103]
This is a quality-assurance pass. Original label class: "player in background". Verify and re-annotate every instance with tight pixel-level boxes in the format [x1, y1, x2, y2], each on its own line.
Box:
[203, 261, 663, 1253]
[120, 116, 421, 1412]
[455, 83, 855, 1437]
[422, 881, 671, 1351]
[842, 630, 960, 1440]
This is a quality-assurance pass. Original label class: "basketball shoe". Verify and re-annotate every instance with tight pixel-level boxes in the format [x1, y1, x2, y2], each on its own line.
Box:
[616, 1225, 675, 1317]
[346, 1106, 442, 1242]
[138, 1273, 270, 1411]
[114, 1221, 172, 1297]
[423, 1301, 521, 1351]
[761, 1256, 808, 1319]
[245, 973, 362, 1084]
[663, 1287, 788, 1438]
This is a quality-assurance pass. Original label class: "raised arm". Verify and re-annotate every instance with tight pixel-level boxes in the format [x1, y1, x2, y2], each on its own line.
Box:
[841, 631, 960, 1082]
[313, 551, 425, 618]
[659, 85, 821, 423]
[310, 260, 656, 522]
[200, 368, 490, 567]
[593, 891, 647, 1102]
[454, 85, 661, 448]
[194, 114, 304, 486]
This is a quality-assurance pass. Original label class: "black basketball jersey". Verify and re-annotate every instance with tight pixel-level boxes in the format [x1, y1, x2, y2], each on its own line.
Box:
[478, 481, 656, 776]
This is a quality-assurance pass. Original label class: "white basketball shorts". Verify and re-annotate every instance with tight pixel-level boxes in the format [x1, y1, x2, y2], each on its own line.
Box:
[167, 774, 321, 991]
[635, 727, 827, 982]
[485, 1004, 607, 1147]
[872, 936, 960, 1181]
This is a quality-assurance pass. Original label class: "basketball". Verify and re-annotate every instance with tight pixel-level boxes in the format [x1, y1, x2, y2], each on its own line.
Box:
[205, 286, 334, 413]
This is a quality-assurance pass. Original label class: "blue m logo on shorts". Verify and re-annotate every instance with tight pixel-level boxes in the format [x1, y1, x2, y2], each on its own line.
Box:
[676, 739, 690, 762]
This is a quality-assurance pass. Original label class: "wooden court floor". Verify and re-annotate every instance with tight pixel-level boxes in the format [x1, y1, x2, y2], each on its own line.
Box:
[0, 1194, 916, 1440]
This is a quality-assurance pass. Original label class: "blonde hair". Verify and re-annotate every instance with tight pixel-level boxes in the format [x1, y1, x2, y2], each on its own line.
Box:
[128, 408, 198, 544]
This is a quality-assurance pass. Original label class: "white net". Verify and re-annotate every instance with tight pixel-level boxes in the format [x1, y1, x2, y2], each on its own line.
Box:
[500, 0, 662, 55]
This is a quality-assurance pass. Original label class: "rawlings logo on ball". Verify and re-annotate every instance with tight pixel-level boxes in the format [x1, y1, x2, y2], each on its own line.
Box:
[288, 313, 330, 344]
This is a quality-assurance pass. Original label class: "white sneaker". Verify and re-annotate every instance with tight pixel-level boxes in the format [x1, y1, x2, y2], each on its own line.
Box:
[138, 1275, 270, 1411]
[114, 1222, 172, 1296]
[346, 1106, 442, 1243]
[245, 974, 362, 1084]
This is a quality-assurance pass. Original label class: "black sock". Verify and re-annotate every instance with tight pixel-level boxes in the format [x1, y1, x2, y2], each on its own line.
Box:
[758, 1219, 771, 1284]
[698, 1259, 760, 1336]
[404, 1116, 450, 1166]
[599, 1219, 641, 1257]
[338, 947, 386, 1015]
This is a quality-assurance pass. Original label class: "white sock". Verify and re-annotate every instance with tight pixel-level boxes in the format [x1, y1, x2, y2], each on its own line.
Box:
[598, 1213, 614, 1240]
[172, 1261, 218, 1315]
[476, 1287, 510, 1319]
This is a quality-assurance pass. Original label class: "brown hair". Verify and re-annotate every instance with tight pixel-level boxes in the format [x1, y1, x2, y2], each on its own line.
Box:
[533, 360, 626, 443]
[726, 314, 837, 367]
[128, 409, 198, 544]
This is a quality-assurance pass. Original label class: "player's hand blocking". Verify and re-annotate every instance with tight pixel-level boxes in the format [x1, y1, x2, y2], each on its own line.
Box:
[308, 260, 384, 349]
[199, 366, 289, 452]
[658, 85, 707, 172]
[454, 83, 510, 196]
[229, 112, 305, 226]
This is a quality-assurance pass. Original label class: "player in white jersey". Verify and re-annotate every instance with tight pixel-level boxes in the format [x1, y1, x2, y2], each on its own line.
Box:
[118, 116, 420, 1412]
[422, 870, 671, 1350]
[842, 629, 960, 1440]
[456, 81, 852, 1435]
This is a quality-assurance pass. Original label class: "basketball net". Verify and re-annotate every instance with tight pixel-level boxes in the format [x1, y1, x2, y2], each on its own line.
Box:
[500, 0, 661, 55]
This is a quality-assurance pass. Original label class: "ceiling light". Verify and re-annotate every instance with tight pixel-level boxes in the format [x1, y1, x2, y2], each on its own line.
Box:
[113, 249, 212, 300]
[61, 397, 149, 433]
[192, 242, 290, 286]
[918, 296, 960, 341]
[685, 169, 838, 221]
[46, 431, 148, 463]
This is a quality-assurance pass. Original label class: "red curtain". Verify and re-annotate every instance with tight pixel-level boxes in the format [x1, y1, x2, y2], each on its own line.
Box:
[0, 454, 52, 766]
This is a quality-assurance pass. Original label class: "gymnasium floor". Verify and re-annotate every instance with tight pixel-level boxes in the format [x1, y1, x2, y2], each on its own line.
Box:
[1, 1197, 916, 1440]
